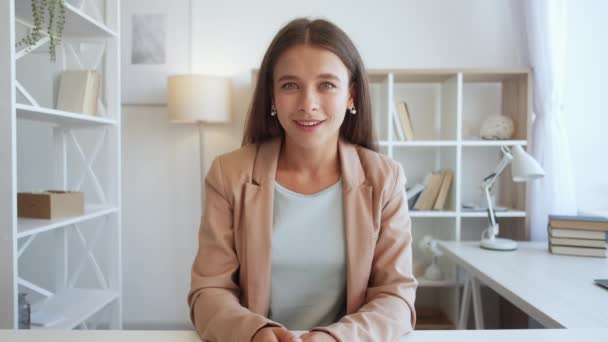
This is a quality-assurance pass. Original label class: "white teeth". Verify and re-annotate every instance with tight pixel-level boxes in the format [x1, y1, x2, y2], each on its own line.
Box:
[297, 121, 321, 126]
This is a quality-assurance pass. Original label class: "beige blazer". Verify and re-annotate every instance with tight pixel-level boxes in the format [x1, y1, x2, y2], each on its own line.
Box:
[188, 137, 417, 342]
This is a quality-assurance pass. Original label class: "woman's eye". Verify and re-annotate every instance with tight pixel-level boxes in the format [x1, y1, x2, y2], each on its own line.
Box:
[321, 82, 336, 89]
[282, 83, 298, 89]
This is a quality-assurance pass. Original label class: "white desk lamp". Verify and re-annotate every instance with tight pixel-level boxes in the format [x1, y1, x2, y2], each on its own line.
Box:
[480, 145, 545, 251]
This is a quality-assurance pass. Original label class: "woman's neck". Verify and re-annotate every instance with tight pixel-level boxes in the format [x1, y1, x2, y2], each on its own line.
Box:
[278, 136, 340, 178]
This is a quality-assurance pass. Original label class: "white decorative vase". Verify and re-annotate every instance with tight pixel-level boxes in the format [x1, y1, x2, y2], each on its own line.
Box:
[424, 257, 442, 281]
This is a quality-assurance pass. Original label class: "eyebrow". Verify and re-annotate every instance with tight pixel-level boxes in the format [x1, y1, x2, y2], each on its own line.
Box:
[276, 73, 342, 83]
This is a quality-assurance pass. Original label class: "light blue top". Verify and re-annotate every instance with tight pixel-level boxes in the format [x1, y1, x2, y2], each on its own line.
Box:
[269, 179, 347, 330]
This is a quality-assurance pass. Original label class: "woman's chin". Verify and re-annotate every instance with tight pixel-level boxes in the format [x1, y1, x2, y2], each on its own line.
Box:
[285, 133, 337, 151]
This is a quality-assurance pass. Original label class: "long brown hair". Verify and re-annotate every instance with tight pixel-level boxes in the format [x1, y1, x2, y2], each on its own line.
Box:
[241, 18, 377, 152]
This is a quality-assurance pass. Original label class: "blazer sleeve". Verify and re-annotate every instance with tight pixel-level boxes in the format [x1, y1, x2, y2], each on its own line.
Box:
[187, 156, 283, 342]
[311, 162, 418, 342]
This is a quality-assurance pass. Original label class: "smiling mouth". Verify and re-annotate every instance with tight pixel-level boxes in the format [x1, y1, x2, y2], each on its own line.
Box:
[294, 120, 325, 127]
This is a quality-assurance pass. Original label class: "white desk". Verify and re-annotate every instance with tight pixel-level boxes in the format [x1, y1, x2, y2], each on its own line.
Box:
[1, 329, 608, 342]
[437, 241, 608, 329]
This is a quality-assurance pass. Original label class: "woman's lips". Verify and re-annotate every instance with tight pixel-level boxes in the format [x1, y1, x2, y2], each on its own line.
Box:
[294, 120, 324, 131]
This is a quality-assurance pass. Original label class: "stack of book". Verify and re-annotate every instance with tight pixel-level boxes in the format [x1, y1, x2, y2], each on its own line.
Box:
[406, 169, 453, 211]
[547, 214, 608, 258]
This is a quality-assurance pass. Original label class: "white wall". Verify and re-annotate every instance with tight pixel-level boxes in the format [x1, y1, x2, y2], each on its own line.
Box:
[121, 0, 528, 329]
[121, 106, 201, 329]
[563, 0, 608, 213]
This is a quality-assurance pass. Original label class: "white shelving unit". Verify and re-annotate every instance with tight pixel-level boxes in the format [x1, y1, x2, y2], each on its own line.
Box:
[1, 0, 121, 330]
[369, 68, 532, 328]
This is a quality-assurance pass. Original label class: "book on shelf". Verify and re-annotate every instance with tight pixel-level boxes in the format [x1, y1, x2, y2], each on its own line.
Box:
[433, 169, 453, 210]
[392, 107, 405, 140]
[406, 183, 425, 210]
[408, 192, 422, 210]
[406, 183, 425, 200]
[414, 172, 443, 211]
[548, 214, 608, 232]
[395, 101, 415, 141]
[413, 169, 454, 211]
[56, 69, 101, 116]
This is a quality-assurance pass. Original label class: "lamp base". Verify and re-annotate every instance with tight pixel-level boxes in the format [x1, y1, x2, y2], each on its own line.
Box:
[480, 237, 518, 251]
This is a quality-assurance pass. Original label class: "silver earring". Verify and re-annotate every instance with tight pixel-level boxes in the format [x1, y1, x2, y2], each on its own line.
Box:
[271, 106, 277, 116]
[349, 105, 357, 115]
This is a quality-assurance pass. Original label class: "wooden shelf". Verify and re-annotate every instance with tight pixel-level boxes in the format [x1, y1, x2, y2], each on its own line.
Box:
[15, 1, 117, 37]
[368, 69, 458, 83]
[31, 288, 118, 329]
[17, 205, 118, 239]
[462, 69, 531, 82]
[16, 104, 117, 127]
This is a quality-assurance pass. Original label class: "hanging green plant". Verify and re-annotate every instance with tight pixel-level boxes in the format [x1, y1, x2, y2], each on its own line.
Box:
[15, 0, 66, 62]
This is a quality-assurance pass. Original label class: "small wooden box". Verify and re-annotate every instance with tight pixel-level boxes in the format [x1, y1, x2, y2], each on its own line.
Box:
[18, 191, 84, 219]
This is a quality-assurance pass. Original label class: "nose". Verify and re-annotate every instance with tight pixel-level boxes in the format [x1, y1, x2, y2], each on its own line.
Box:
[297, 87, 319, 113]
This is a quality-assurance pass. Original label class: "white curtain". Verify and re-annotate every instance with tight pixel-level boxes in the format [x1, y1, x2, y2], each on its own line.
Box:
[525, 0, 578, 241]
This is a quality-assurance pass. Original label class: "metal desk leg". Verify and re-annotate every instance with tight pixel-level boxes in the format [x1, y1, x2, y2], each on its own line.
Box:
[471, 276, 485, 329]
[458, 275, 471, 329]
[458, 273, 485, 329]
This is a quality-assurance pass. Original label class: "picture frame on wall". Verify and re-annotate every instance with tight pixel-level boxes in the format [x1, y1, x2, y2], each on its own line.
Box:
[121, 0, 190, 104]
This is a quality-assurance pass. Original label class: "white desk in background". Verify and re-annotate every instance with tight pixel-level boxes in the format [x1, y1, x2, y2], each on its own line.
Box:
[437, 241, 608, 329]
[1, 329, 608, 342]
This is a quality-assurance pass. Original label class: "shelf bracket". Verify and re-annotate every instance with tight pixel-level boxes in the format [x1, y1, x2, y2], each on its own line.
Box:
[15, 81, 40, 107]
[15, 36, 50, 61]
[17, 278, 53, 298]
[17, 234, 37, 258]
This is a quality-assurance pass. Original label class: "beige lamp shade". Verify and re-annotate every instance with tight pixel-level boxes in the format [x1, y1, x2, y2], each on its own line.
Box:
[167, 74, 231, 123]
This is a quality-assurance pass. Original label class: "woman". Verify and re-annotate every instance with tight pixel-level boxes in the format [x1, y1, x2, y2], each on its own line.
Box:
[188, 18, 417, 342]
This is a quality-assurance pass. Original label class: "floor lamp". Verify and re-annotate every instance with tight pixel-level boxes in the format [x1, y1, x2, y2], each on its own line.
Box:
[167, 75, 231, 206]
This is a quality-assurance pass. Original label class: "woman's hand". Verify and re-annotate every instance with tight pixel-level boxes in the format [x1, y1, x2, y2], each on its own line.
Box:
[251, 326, 302, 342]
[299, 331, 338, 342]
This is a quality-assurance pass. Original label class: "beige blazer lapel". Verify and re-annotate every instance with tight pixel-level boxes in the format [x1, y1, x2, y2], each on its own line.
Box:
[337, 139, 374, 314]
[241, 137, 281, 316]
[240, 137, 374, 317]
